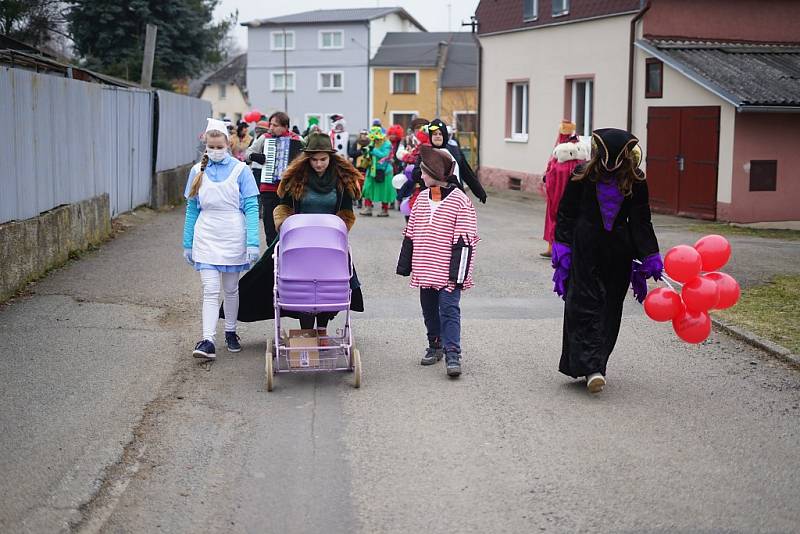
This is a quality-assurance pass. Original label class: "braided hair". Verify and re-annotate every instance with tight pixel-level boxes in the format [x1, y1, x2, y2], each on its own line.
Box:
[188, 130, 226, 198]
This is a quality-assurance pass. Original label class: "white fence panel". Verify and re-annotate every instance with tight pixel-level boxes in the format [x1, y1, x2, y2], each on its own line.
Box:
[156, 90, 211, 172]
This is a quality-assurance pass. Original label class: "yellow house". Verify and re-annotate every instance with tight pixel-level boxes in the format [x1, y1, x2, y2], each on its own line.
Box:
[371, 32, 478, 139]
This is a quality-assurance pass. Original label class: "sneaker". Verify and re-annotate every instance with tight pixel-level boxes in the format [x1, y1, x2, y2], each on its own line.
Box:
[360, 206, 373, 216]
[420, 346, 444, 366]
[193, 339, 216, 359]
[586, 373, 605, 393]
[376, 209, 389, 218]
[225, 331, 241, 353]
[445, 352, 462, 377]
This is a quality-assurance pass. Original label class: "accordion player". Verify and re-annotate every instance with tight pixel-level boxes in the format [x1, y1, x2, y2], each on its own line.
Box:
[261, 137, 303, 185]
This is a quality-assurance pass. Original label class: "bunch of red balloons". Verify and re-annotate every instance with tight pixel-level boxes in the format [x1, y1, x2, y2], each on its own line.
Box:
[644, 234, 740, 344]
[244, 109, 263, 123]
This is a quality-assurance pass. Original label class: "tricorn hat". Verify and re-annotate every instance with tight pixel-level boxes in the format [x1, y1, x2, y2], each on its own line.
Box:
[591, 128, 639, 171]
[303, 132, 337, 153]
[419, 144, 456, 183]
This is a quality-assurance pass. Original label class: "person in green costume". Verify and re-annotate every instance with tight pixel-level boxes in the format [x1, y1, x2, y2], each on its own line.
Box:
[360, 126, 396, 217]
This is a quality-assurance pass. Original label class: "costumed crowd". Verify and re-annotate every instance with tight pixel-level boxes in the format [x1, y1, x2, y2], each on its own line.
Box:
[182, 109, 661, 391]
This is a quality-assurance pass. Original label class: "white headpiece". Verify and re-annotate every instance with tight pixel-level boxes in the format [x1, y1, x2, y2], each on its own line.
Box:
[205, 118, 230, 139]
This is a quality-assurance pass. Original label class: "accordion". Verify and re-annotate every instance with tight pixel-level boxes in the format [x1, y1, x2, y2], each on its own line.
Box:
[261, 137, 303, 185]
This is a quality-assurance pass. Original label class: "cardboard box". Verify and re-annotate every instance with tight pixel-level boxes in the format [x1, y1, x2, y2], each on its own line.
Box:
[288, 329, 320, 368]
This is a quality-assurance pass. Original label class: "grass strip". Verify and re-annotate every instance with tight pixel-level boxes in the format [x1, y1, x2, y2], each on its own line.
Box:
[686, 222, 800, 241]
[715, 275, 800, 354]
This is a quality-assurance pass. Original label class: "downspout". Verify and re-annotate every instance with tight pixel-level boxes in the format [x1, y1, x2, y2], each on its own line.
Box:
[366, 22, 371, 127]
[627, 0, 651, 132]
[476, 33, 482, 172]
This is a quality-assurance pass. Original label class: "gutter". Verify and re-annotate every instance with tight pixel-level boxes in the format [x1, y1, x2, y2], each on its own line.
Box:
[738, 105, 800, 113]
[627, 1, 650, 132]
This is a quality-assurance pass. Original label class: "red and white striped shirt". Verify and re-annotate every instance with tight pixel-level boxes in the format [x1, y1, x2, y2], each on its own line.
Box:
[404, 188, 479, 291]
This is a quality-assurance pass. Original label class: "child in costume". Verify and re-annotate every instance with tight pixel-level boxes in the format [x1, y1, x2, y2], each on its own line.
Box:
[396, 145, 480, 377]
[183, 118, 261, 360]
[552, 128, 662, 393]
[360, 126, 395, 217]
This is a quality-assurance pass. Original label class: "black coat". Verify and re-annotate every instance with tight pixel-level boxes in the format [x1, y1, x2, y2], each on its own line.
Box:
[555, 174, 659, 378]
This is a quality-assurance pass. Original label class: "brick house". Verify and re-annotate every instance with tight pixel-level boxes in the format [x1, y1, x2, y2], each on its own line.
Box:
[475, 0, 800, 223]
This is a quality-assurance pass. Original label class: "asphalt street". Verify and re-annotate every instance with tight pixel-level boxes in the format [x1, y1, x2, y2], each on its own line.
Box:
[1, 193, 799, 533]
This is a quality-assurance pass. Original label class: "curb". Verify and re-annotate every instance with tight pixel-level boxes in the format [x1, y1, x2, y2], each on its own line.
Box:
[711, 317, 800, 367]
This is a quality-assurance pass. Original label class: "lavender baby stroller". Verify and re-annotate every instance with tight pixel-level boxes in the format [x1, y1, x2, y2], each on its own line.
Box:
[266, 214, 361, 391]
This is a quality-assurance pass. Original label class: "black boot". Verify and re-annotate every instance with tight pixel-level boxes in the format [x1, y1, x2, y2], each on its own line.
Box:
[420, 337, 443, 366]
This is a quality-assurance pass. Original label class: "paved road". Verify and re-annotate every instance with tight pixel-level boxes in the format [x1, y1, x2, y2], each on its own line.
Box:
[1, 194, 799, 533]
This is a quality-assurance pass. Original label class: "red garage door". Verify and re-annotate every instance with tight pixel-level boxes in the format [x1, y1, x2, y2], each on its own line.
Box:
[646, 106, 719, 219]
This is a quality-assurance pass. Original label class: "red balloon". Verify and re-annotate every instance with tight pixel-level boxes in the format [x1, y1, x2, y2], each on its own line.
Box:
[672, 309, 712, 344]
[664, 245, 703, 283]
[704, 272, 740, 309]
[682, 275, 720, 312]
[694, 234, 731, 272]
[644, 287, 684, 322]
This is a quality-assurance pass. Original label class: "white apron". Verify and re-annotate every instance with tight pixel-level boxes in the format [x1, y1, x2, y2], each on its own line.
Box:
[192, 161, 247, 266]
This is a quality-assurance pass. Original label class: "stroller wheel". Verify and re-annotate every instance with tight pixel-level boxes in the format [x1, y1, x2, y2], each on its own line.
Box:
[352, 349, 362, 389]
[265, 345, 274, 392]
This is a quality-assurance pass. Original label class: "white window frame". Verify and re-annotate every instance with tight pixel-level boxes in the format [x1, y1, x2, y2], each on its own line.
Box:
[571, 78, 593, 137]
[319, 30, 344, 50]
[452, 110, 478, 132]
[304, 113, 322, 130]
[390, 111, 419, 130]
[325, 113, 345, 131]
[271, 30, 295, 51]
[509, 82, 529, 142]
[552, 0, 569, 17]
[270, 71, 296, 92]
[318, 71, 344, 92]
[390, 70, 419, 95]
[523, 0, 539, 21]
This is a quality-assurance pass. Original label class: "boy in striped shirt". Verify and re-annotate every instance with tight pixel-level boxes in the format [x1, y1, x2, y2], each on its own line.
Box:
[396, 145, 480, 377]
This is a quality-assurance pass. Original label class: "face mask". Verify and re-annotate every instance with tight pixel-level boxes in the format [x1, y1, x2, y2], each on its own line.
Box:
[207, 148, 227, 162]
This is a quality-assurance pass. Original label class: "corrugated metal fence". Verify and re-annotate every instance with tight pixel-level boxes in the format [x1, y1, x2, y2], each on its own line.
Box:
[0, 67, 211, 224]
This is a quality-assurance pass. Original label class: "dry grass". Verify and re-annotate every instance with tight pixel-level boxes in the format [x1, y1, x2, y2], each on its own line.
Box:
[715, 275, 800, 353]
[686, 222, 800, 241]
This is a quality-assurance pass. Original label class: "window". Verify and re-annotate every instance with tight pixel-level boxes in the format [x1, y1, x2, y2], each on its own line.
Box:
[325, 113, 344, 130]
[319, 71, 344, 91]
[749, 160, 777, 191]
[391, 71, 418, 94]
[523, 0, 538, 20]
[391, 112, 417, 131]
[645, 58, 663, 98]
[218, 83, 227, 99]
[508, 82, 529, 141]
[271, 31, 295, 51]
[319, 30, 344, 49]
[271, 71, 295, 92]
[552, 0, 569, 16]
[454, 112, 477, 133]
[571, 78, 593, 137]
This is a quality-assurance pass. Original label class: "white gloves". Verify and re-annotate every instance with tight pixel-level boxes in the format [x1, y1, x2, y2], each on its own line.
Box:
[247, 247, 260, 266]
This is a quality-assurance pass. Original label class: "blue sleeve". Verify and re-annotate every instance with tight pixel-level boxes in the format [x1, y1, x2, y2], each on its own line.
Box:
[183, 197, 200, 249]
[243, 196, 260, 248]
[238, 165, 260, 209]
[184, 165, 198, 199]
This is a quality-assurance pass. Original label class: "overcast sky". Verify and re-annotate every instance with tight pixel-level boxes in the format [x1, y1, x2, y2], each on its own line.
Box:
[215, 0, 481, 49]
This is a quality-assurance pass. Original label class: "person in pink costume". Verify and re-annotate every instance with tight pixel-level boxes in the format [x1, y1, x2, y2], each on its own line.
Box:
[542, 120, 581, 257]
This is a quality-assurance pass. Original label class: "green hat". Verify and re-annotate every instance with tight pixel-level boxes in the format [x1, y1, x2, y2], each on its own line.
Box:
[303, 132, 337, 153]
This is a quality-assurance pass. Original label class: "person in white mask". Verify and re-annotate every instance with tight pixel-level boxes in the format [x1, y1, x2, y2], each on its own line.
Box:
[183, 118, 261, 360]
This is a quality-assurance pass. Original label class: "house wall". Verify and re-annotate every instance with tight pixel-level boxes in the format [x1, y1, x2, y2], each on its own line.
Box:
[247, 22, 370, 132]
[643, 0, 800, 43]
[478, 13, 634, 192]
[631, 46, 736, 205]
[442, 88, 478, 128]
[200, 82, 249, 122]
[723, 113, 800, 223]
[372, 67, 437, 125]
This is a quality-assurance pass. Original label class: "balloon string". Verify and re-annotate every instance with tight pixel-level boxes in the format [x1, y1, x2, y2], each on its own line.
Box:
[632, 259, 682, 291]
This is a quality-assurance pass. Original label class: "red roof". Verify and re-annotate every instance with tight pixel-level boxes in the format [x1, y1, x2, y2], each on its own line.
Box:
[476, 0, 641, 36]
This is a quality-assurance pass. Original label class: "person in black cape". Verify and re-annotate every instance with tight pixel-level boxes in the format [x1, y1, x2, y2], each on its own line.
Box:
[412, 119, 487, 204]
[225, 132, 364, 325]
[552, 128, 663, 394]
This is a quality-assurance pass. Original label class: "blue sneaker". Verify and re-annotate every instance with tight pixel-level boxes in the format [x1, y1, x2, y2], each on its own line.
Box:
[193, 339, 216, 359]
[445, 351, 461, 377]
[225, 331, 242, 353]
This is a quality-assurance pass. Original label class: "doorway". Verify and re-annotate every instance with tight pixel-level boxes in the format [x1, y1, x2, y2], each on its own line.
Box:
[646, 106, 719, 219]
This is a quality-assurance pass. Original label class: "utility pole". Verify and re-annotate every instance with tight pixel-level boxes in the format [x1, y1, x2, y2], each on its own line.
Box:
[140, 24, 157, 88]
[435, 40, 450, 118]
[282, 27, 289, 113]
